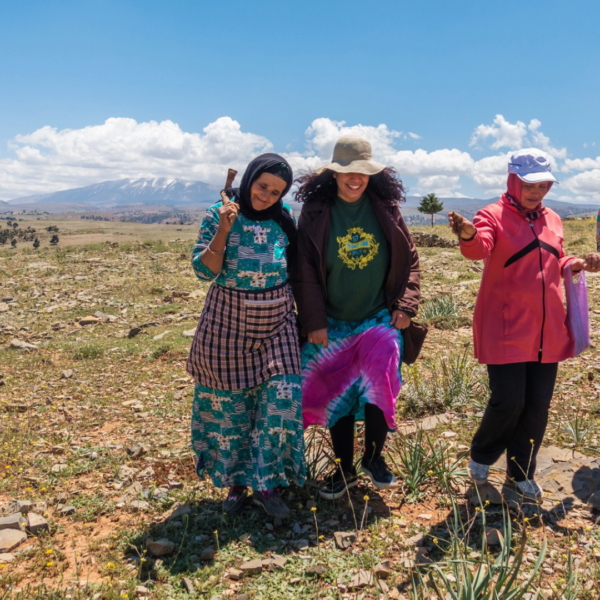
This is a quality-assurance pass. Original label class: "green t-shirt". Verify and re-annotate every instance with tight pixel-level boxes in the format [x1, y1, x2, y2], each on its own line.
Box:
[326, 194, 390, 321]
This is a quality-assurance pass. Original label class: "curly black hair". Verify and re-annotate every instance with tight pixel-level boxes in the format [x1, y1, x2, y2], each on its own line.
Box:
[293, 167, 406, 207]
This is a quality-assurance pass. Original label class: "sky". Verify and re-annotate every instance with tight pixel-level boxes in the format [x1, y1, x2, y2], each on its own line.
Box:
[0, 0, 599, 203]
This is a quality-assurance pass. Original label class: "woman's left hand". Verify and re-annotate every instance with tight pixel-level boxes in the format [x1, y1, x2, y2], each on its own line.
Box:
[390, 310, 411, 330]
[571, 253, 600, 273]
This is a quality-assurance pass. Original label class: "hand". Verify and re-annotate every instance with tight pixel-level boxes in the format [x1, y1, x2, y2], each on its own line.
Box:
[571, 253, 600, 273]
[390, 310, 411, 330]
[308, 328, 328, 349]
[217, 200, 239, 235]
[448, 211, 476, 240]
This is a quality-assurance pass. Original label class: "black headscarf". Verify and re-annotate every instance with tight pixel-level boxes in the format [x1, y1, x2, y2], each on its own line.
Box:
[225, 153, 297, 270]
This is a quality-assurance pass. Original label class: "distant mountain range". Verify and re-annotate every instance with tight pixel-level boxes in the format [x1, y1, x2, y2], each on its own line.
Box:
[1, 177, 598, 220]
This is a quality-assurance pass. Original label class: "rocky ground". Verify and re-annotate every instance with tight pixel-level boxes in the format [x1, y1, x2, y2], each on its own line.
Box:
[1, 218, 600, 599]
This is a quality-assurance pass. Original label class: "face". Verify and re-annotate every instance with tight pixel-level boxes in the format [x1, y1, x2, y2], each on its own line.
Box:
[249, 173, 287, 211]
[520, 181, 550, 209]
[334, 172, 369, 203]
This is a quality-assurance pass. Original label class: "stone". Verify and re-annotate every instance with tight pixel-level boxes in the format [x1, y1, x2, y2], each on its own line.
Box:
[240, 558, 263, 575]
[349, 569, 373, 590]
[168, 480, 183, 489]
[200, 547, 215, 561]
[182, 328, 197, 337]
[374, 560, 392, 579]
[467, 482, 503, 506]
[147, 538, 175, 557]
[59, 505, 76, 516]
[272, 556, 288, 569]
[182, 577, 195, 594]
[237, 595, 249, 600]
[334, 531, 356, 549]
[126, 444, 148, 459]
[0, 514, 26, 532]
[0, 529, 27, 553]
[166, 503, 192, 521]
[79, 315, 102, 326]
[152, 330, 171, 341]
[135, 586, 149, 596]
[51, 463, 68, 473]
[118, 465, 139, 480]
[0, 552, 15, 564]
[26, 513, 49, 535]
[306, 564, 327, 576]
[130, 500, 150, 512]
[128, 327, 142, 338]
[485, 528, 503, 546]
[10, 339, 38, 350]
[62, 369, 73, 379]
[406, 533, 425, 546]
[229, 567, 243, 580]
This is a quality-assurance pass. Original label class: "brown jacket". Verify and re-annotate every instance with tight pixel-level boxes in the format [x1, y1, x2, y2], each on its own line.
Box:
[291, 195, 421, 333]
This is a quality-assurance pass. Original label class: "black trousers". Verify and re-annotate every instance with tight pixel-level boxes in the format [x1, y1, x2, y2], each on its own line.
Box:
[471, 361, 558, 482]
[329, 403, 389, 473]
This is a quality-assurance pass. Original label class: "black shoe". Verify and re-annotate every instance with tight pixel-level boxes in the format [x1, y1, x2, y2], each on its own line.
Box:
[252, 490, 291, 519]
[319, 468, 359, 500]
[223, 488, 248, 516]
[361, 455, 398, 490]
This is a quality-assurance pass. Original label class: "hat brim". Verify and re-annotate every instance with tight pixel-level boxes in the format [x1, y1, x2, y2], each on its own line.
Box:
[517, 172, 559, 184]
[316, 159, 386, 176]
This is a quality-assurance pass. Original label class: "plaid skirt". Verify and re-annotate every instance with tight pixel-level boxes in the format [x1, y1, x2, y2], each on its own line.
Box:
[187, 283, 301, 390]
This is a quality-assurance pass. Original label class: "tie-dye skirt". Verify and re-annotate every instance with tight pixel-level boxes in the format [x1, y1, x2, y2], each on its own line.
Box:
[301, 309, 404, 431]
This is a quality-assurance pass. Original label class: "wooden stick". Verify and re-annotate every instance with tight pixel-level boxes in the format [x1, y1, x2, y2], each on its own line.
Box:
[220, 168, 238, 204]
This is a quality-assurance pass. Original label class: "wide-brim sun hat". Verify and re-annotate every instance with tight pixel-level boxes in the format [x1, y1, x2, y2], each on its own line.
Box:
[508, 147, 559, 184]
[316, 135, 386, 175]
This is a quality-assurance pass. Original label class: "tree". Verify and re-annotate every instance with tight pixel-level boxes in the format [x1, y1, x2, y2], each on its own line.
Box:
[10, 238, 17, 248]
[33, 238, 40, 249]
[418, 193, 444, 227]
[50, 234, 59, 245]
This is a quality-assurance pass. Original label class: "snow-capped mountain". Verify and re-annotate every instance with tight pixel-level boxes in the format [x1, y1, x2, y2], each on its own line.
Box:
[4, 178, 220, 211]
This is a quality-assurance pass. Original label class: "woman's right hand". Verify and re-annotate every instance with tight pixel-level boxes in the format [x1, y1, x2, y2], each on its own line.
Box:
[217, 200, 239, 235]
[448, 211, 476, 241]
[308, 328, 328, 349]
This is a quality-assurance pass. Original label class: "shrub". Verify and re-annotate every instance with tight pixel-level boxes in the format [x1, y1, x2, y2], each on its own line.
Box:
[72, 344, 104, 360]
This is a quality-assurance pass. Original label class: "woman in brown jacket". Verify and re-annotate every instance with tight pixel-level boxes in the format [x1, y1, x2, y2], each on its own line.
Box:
[292, 136, 420, 500]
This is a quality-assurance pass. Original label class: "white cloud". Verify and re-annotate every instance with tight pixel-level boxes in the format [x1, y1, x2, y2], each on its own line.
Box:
[1, 114, 599, 203]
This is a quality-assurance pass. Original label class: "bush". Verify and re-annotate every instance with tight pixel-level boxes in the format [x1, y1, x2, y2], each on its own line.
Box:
[401, 350, 488, 417]
[421, 294, 470, 330]
[72, 344, 105, 360]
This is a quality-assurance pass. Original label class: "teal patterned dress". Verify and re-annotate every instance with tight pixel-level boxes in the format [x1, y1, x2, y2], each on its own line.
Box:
[190, 202, 305, 491]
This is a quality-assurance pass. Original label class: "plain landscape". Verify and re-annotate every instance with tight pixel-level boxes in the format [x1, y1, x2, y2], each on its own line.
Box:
[1, 211, 600, 600]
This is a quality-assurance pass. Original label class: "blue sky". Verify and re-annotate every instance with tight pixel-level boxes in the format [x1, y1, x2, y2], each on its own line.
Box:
[1, 0, 599, 202]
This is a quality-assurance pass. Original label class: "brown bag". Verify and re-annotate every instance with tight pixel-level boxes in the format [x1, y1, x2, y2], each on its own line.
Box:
[402, 321, 428, 364]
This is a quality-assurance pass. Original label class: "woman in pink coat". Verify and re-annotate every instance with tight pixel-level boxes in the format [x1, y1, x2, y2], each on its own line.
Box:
[449, 148, 600, 500]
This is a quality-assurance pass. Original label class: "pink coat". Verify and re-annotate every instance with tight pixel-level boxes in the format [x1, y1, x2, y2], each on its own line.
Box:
[460, 197, 574, 365]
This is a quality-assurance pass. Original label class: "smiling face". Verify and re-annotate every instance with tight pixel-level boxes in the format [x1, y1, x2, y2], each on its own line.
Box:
[249, 173, 287, 211]
[520, 181, 551, 210]
[334, 172, 370, 203]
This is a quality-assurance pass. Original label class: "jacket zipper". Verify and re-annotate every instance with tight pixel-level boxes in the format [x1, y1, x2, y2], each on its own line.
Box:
[530, 221, 546, 361]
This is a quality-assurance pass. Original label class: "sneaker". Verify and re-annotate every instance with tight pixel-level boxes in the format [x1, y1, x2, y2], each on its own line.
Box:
[319, 468, 359, 500]
[361, 456, 398, 490]
[252, 489, 291, 519]
[223, 487, 248, 516]
[515, 479, 543, 501]
[468, 460, 489, 484]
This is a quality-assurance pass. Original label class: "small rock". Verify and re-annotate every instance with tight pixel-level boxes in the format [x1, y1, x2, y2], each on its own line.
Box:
[182, 577, 195, 594]
[61, 369, 73, 379]
[406, 533, 425, 546]
[135, 586, 149, 596]
[26, 513, 49, 535]
[334, 531, 356, 549]
[0, 514, 26, 532]
[349, 569, 373, 590]
[0, 529, 27, 553]
[167, 480, 183, 489]
[374, 560, 392, 578]
[128, 327, 142, 338]
[0, 552, 15, 564]
[166, 503, 192, 521]
[236, 595, 249, 600]
[59, 505, 76, 516]
[79, 315, 102, 326]
[126, 444, 148, 459]
[10, 339, 38, 350]
[51, 463, 68, 473]
[272, 555, 287, 569]
[467, 482, 503, 506]
[485, 528, 503, 546]
[200, 547, 215, 561]
[229, 567, 244, 580]
[152, 330, 171, 341]
[147, 538, 175, 557]
[306, 564, 327, 576]
[239, 533, 254, 546]
[130, 500, 150, 512]
[417, 513, 432, 520]
[240, 558, 263, 575]
[182, 328, 197, 337]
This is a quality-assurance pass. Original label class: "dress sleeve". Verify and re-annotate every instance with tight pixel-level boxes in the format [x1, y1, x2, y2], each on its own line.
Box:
[459, 208, 497, 260]
[191, 204, 221, 281]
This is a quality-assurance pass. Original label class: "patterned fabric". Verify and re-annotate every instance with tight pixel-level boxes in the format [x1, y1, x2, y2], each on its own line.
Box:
[505, 194, 544, 222]
[191, 374, 305, 490]
[192, 201, 293, 290]
[301, 309, 404, 431]
[186, 283, 301, 389]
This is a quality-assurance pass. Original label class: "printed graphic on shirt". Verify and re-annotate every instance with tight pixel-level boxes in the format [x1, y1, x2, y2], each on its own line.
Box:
[336, 227, 379, 270]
